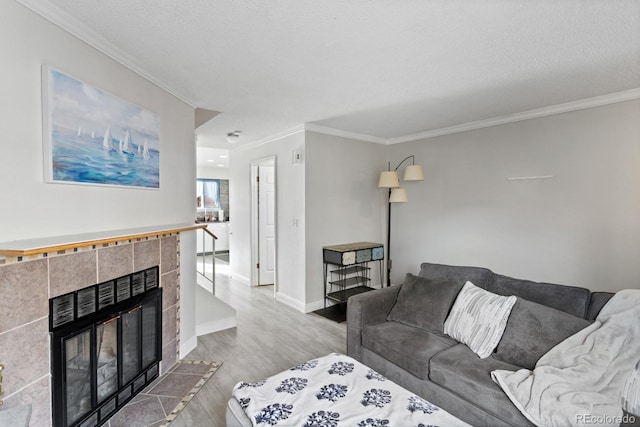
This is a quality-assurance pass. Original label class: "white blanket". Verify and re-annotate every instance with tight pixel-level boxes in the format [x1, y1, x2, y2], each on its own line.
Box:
[492, 289, 640, 427]
[232, 353, 470, 426]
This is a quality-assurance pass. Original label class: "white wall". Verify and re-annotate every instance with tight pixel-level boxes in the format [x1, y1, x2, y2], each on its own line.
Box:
[229, 132, 306, 304]
[0, 1, 199, 354]
[389, 99, 640, 292]
[197, 166, 230, 180]
[305, 132, 386, 309]
[0, 1, 195, 242]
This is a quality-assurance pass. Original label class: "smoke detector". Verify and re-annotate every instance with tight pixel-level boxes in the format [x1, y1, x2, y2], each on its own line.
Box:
[226, 130, 241, 144]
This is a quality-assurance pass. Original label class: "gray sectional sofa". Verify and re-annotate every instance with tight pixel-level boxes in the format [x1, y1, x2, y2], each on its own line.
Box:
[347, 262, 614, 427]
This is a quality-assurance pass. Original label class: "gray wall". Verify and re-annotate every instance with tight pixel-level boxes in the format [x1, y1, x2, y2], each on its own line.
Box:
[305, 131, 387, 308]
[388, 99, 640, 292]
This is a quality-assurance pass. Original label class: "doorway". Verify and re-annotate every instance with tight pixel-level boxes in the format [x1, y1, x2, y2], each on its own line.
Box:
[251, 157, 277, 292]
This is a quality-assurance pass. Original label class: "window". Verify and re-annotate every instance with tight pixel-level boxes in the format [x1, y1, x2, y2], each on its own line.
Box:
[196, 179, 220, 209]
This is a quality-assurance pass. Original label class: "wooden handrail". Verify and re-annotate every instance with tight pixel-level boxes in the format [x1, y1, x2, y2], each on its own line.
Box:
[202, 227, 218, 240]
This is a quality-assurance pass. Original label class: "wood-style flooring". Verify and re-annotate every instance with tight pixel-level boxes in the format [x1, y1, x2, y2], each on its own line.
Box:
[170, 264, 347, 426]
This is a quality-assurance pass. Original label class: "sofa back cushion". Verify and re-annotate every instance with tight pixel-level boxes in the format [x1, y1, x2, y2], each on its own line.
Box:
[493, 297, 592, 370]
[487, 274, 590, 318]
[419, 263, 493, 289]
[387, 273, 464, 333]
[586, 292, 615, 320]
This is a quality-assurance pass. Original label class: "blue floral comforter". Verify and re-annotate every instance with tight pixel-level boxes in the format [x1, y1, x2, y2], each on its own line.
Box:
[232, 353, 470, 427]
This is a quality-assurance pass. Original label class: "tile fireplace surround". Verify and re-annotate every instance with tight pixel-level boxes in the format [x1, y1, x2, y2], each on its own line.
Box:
[0, 224, 202, 426]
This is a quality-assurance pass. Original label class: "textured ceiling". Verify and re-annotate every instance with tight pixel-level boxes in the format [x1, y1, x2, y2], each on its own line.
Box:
[23, 0, 640, 149]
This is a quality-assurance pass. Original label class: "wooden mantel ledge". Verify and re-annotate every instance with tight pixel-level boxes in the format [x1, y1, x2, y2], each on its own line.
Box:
[0, 223, 207, 257]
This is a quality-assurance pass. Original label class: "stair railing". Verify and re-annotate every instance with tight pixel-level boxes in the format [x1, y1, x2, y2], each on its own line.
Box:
[197, 227, 217, 292]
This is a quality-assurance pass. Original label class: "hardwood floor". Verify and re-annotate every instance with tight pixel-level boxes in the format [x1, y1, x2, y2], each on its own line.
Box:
[171, 264, 347, 426]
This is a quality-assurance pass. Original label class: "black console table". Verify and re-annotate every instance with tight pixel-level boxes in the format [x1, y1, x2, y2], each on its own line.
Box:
[314, 242, 384, 322]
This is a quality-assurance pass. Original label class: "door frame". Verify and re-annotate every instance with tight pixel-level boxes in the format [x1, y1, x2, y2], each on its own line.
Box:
[250, 156, 277, 294]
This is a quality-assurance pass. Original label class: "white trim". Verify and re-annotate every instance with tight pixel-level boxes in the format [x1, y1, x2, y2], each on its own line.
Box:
[250, 163, 259, 287]
[387, 88, 640, 144]
[304, 299, 326, 313]
[179, 335, 198, 359]
[230, 271, 251, 285]
[245, 88, 640, 148]
[304, 123, 387, 144]
[14, 0, 196, 107]
[233, 125, 305, 152]
[275, 292, 306, 313]
[195, 315, 237, 337]
[276, 294, 325, 314]
[250, 157, 278, 295]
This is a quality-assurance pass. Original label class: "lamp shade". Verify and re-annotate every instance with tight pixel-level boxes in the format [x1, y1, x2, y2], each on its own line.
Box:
[403, 164, 424, 181]
[389, 187, 408, 203]
[378, 171, 400, 188]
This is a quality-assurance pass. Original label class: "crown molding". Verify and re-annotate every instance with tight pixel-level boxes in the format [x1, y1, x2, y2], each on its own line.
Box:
[15, 0, 197, 108]
[388, 88, 640, 144]
[234, 86, 640, 152]
[231, 125, 306, 152]
[304, 123, 387, 144]
[232, 123, 387, 153]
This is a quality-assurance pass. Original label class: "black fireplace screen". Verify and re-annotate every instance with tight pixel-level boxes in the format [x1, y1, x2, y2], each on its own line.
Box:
[50, 267, 162, 427]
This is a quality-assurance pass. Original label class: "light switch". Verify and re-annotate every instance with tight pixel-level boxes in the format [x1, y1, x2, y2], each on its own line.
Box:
[292, 149, 304, 164]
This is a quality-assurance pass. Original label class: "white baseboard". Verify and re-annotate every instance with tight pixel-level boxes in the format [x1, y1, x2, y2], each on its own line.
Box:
[196, 315, 237, 336]
[275, 293, 327, 313]
[230, 271, 250, 285]
[304, 299, 326, 313]
[275, 292, 306, 312]
[179, 335, 198, 359]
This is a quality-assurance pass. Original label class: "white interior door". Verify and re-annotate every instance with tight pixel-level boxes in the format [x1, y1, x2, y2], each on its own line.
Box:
[258, 165, 276, 285]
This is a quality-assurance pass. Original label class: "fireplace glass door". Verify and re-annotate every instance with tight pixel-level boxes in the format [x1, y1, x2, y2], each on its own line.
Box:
[96, 317, 118, 403]
[65, 329, 92, 425]
[51, 267, 162, 427]
[142, 301, 158, 369]
[121, 307, 140, 385]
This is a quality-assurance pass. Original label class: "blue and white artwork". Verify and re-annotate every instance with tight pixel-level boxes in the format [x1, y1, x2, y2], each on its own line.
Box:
[43, 66, 160, 189]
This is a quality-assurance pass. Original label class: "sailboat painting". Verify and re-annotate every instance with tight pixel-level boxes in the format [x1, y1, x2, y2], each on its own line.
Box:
[42, 66, 160, 189]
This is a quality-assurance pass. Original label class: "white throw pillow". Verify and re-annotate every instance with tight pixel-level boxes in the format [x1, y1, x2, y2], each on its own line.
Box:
[444, 281, 517, 359]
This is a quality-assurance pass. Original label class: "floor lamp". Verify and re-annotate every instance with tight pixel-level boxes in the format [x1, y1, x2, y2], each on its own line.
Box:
[378, 156, 424, 287]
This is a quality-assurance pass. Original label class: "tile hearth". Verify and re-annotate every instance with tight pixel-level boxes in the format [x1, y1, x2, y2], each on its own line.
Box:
[107, 361, 221, 427]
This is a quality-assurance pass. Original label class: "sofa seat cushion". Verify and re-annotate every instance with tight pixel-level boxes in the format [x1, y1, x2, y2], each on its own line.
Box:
[429, 343, 527, 425]
[362, 321, 457, 380]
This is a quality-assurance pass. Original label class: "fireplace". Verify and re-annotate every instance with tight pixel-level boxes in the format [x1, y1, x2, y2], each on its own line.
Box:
[0, 226, 193, 425]
[50, 267, 162, 427]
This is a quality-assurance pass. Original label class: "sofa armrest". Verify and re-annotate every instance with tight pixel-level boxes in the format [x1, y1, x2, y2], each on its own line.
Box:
[347, 285, 401, 361]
